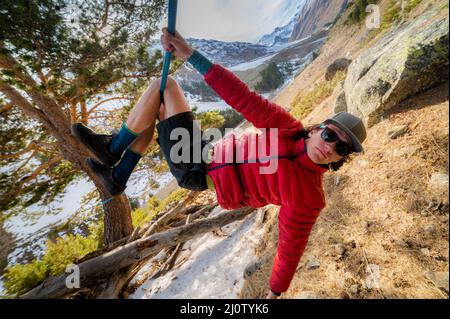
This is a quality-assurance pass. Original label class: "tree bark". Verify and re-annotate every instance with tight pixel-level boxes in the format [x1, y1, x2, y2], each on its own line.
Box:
[80, 100, 88, 125]
[100, 192, 133, 245]
[20, 206, 255, 299]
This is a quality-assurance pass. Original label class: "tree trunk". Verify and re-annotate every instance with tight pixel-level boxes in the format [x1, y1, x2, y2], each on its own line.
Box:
[20, 207, 255, 299]
[77, 153, 133, 246]
[100, 191, 133, 245]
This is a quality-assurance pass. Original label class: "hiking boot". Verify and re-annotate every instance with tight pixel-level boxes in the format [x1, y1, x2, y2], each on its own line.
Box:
[86, 158, 126, 196]
[71, 123, 121, 167]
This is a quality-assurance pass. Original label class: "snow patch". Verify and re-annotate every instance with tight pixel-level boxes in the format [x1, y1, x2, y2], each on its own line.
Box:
[130, 208, 266, 299]
[230, 53, 278, 72]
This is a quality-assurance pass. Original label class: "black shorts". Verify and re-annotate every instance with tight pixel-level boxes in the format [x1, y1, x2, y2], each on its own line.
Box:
[156, 111, 211, 191]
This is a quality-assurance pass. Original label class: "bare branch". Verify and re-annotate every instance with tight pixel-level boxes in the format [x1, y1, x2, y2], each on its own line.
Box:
[0, 141, 38, 159]
[0, 155, 64, 205]
[12, 150, 37, 175]
[18, 155, 63, 187]
[99, 0, 111, 31]
[0, 139, 58, 160]
[0, 103, 14, 114]
[87, 97, 130, 115]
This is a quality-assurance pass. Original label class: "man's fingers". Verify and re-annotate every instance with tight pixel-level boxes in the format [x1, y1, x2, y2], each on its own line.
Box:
[161, 27, 186, 54]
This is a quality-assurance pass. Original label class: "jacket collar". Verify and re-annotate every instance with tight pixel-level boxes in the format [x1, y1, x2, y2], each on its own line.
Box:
[294, 138, 328, 174]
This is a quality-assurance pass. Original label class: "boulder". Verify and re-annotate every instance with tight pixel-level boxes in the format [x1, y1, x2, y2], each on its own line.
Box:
[391, 145, 418, 158]
[334, 90, 348, 113]
[306, 256, 321, 270]
[326, 58, 352, 81]
[420, 248, 431, 256]
[334, 243, 347, 257]
[244, 261, 261, 278]
[428, 173, 449, 205]
[332, 81, 348, 113]
[349, 284, 359, 295]
[424, 224, 436, 236]
[344, 8, 449, 127]
[388, 125, 409, 139]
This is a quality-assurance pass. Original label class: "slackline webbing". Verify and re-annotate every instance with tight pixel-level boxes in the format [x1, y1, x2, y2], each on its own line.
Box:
[160, 0, 178, 104]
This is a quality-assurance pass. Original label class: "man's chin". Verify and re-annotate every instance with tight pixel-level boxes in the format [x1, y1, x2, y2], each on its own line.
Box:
[308, 154, 324, 165]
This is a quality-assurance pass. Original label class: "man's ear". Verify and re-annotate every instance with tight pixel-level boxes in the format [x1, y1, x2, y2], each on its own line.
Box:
[309, 129, 318, 138]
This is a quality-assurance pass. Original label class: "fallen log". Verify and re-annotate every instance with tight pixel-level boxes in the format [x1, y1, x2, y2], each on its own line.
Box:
[124, 204, 216, 295]
[171, 202, 217, 228]
[75, 204, 203, 264]
[140, 203, 202, 238]
[94, 203, 217, 299]
[20, 206, 255, 299]
[151, 214, 192, 280]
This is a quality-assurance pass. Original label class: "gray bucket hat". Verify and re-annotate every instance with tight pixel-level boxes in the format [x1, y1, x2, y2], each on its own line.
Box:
[324, 112, 367, 153]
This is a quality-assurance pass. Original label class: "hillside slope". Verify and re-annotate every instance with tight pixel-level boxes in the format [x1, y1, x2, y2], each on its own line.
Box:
[241, 0, 449, 299]
[289, 0, 349, 41]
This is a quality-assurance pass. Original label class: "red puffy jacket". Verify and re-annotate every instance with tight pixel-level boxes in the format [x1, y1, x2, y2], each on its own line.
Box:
[203, 64, 328, 294]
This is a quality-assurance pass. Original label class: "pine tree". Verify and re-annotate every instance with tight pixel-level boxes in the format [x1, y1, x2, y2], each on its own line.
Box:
[0, 0, 167, 244]
[255, 62, 284, 93]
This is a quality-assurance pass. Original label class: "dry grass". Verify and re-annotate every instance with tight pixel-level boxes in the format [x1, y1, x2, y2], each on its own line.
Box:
[240, 82, 449, 299]
[290, 71, 346, 120]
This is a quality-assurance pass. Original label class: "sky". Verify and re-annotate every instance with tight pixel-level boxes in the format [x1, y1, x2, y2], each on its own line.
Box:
[173, 0, 303, 43]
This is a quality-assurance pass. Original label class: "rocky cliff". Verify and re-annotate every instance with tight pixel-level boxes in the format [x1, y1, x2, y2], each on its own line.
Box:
[289, 0, 349, 41]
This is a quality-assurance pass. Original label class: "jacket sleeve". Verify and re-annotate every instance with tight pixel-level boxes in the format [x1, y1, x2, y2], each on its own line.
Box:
[204, 64, 304, 132]
[269, 206, 320, 294]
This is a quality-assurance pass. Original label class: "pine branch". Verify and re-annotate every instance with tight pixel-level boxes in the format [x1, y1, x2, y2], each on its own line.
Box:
[0, 45, 71, 131]
[0, 155, 63, 207]
[17, 155, 63, 187]
[12, 150, 37, 174]
[0, 141, 38, 159]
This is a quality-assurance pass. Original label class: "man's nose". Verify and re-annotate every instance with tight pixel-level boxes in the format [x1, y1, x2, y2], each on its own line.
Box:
[323, 142, 335, 154]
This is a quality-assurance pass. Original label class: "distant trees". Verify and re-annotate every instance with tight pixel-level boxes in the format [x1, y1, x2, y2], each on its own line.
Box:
[192, 107, 244, 136]
[347, 0, 381, 24]
[181, 81, 221, 101]
[217, 109, 244, 135]
[255, 62, 284, 93]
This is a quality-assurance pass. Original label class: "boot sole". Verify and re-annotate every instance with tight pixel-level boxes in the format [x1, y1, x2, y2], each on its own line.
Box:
[71, 124, 117, 167]
[86, 158, 125, 196]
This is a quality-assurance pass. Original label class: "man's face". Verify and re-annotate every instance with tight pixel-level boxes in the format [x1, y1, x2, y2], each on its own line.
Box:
[305, 124, 352, 165]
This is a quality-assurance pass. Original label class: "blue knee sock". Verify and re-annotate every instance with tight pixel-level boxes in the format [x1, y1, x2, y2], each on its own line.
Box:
[113, 148, 142, 186]
[109, 123, 139, 158]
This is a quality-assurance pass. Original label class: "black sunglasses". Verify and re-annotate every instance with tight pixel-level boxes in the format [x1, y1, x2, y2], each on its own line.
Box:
[319, 124, 353, 157]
